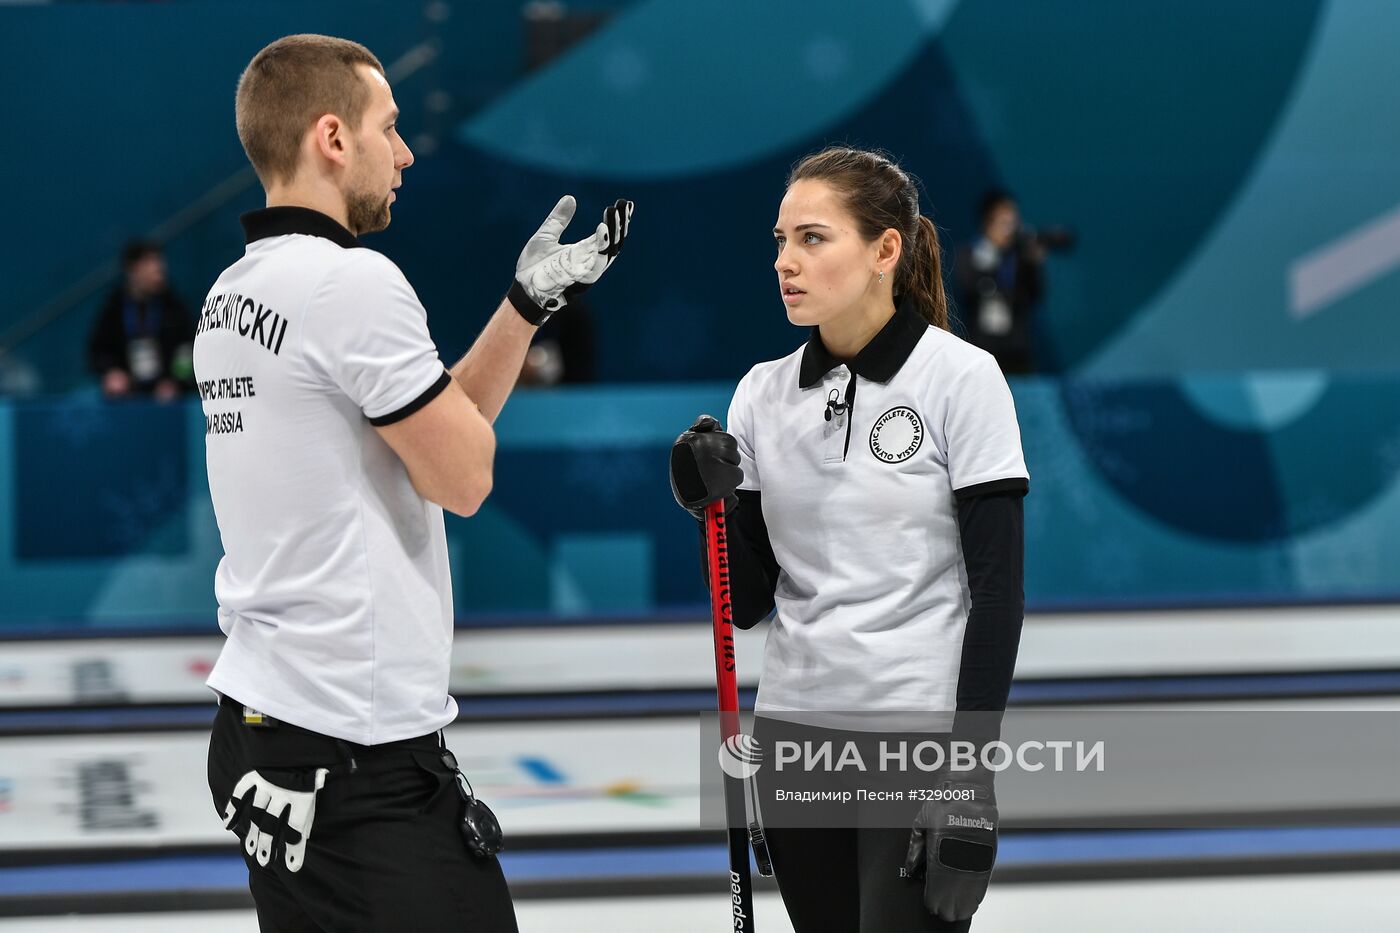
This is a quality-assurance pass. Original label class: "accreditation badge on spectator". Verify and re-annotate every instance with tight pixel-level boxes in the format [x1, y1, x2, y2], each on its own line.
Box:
[128, 337, 161, 382]
[978, 296, 1012, 337]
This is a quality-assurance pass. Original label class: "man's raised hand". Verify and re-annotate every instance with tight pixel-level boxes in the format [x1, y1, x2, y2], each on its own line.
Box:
[509, 196, 634, 325]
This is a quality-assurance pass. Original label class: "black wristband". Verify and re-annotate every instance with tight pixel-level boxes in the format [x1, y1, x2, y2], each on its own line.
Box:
[507, 280, 550, 326]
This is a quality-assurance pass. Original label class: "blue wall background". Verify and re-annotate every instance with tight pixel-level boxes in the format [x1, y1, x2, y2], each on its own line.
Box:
[4, 373, 1399, 629]
[8, 0, 1398, 386]
[2, 0, 1398, 628]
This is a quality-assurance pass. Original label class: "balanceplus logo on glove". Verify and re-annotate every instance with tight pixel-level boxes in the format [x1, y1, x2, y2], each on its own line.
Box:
[946, 814, 995, 831]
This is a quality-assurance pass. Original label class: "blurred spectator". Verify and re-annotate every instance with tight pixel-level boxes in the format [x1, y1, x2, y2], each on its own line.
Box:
[519, 294, 597, 386]
[953, 191, 1047, 375]
[87, 240, 194, 400]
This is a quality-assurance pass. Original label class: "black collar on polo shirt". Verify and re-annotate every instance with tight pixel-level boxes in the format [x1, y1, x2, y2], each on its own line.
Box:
[240, 206, 362, 250]
[798, 298, 930, 388]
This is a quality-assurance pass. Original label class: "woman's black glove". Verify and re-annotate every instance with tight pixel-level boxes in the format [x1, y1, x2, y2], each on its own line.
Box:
[669, 414, 743, 520]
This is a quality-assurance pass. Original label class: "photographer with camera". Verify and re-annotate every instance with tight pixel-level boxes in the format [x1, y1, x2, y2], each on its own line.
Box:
[953, 190, 1072, 375]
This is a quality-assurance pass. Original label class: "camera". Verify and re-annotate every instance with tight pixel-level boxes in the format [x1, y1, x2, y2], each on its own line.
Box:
[1019, 225, 1076, 254]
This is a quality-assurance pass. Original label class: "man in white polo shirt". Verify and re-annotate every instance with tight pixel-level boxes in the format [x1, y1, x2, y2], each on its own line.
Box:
[197, 34, 631, 932]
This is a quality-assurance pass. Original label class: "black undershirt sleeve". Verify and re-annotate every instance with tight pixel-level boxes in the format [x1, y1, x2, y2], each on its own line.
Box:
[951, 490, 1026, 746]
[696, 489, 780, 630]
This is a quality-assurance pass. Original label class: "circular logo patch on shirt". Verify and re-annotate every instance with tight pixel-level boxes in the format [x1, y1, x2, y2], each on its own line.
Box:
[870, 406, 924, 463]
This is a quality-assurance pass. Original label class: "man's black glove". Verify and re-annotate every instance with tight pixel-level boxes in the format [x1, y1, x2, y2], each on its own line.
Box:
[903, 775, 998, 922]
[669, 414, 743, 520]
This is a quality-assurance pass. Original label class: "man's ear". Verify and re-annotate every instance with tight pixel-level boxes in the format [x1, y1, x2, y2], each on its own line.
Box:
[311, 114, 349, 169]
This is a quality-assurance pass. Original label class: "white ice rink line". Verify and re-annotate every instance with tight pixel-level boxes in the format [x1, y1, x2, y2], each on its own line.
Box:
[4, 604, 1398, 709]
[7, 870, 1400, 933]
[1019, 603, 1400, 677]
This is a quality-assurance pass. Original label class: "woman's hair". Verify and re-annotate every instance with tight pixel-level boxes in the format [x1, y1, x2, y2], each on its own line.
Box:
[787, 147, 949, 330]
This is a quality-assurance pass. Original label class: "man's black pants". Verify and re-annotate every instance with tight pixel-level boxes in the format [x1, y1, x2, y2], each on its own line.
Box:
[207, 696, 518, 932]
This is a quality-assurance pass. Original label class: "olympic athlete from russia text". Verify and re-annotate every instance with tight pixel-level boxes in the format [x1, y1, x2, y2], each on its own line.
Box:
[196, 34, 632, 933]
[670, 147, 1027, 932]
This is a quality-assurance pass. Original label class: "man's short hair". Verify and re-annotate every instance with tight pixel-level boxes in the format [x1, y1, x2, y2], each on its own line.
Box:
[978, 189, 1016, 227]
[121, 239, 162, 270]
[235, 34, 384, 187]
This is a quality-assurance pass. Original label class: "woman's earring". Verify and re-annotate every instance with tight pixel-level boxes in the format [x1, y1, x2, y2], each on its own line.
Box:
[878, 271, 885, 284]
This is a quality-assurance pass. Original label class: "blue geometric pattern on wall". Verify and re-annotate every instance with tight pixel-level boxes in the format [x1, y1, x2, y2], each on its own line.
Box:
[452, 0, 1325, 375]
[461, 0, 959, 179]
[13, 401, 188, 559]
[1059, 375, 1400, 543]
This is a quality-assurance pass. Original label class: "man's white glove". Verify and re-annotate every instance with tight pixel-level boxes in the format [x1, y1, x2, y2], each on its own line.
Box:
[508, 195, 633, 326]
[223, 768, 329, 873]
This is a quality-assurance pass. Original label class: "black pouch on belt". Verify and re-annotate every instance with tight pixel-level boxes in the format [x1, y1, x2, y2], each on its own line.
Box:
[439, 747, 504, 858]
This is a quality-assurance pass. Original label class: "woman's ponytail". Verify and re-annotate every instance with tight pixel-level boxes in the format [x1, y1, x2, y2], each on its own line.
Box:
[903, 214, 948, 331]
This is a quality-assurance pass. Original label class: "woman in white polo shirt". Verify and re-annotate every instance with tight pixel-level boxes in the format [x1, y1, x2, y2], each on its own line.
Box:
[671, 147, 1028, 932]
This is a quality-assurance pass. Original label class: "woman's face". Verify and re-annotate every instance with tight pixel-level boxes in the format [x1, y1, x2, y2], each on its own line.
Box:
[773, 179, 883, 328]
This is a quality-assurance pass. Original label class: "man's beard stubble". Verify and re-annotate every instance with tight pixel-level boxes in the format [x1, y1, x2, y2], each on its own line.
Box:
[346, 187, 391, 236]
